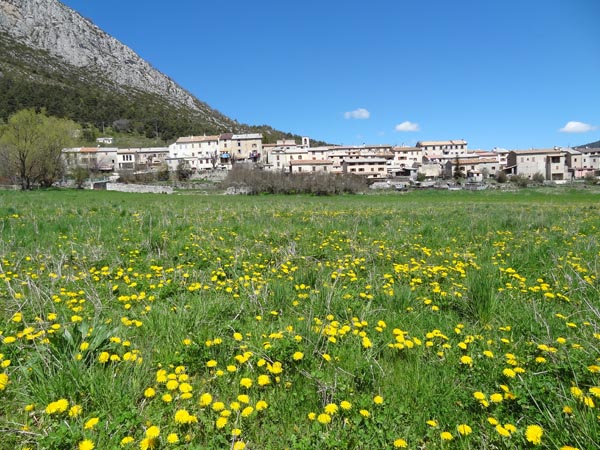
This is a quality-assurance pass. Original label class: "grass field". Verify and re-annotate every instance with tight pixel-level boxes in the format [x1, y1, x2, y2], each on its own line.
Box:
[1, 189, 599, 449]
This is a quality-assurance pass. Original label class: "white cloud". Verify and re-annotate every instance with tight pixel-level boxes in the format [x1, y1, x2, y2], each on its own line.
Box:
[559, 121, 597, 133]
[394, 121, 420, 132]
[344, 108, 370, 120]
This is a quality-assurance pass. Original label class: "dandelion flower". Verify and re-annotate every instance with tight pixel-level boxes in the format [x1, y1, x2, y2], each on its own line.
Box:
[199, 393, 213, 407]
[460, 355, 473, 366]
[373, 395, 384, 405]
[145, 425, 160, 438]
[502, 368, 516, 378]
[0, 373, 9, 390]
[215, 416, 228, 429]
[292, 351, 304, 361]
[393, 438, 408, 448]
[440, 431, 453, 441]
[473, 391, 486, 400]
[212, 401, 225, 411]
[255, 400, 268, 411]
[174, 409, 192, 424]
[233, 442, 246, 450]
[317, 413, 332, 424]
[257, 375, 270, 386]
[120, 436, 134, 446]
[167, 433, 179, 444]
[457, 424, 472, 435]
[340, 400, 352, 410]
[359, 409, 370, 418]
[84, 417, 99, 429]
[525, 425, 543, 445]
[78, 439, 95, 450]
[240, 378, 253, 389]
[68, 404, 82, 417]
[490, 393, 503, 403]
[495, 425, 510, 437]
[144, 388, 156, 398]
[324, 403, 338, 414]
[45, 399, 69, 414]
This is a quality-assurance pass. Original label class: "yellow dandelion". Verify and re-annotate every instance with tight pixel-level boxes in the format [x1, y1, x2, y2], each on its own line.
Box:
[145, 425, 160, 438]
[144, 388, 156, 398]
[457, 424, 472, 435]
[84, 417, 99, 430]
[120, 436, 134, 446]
[393, 438, 408, 448]
[317, 413, 332, 424]
[78, 439, 95, 450]
[255, 400, 268, 411]
[233, 442, 246, 450]
[525, 425, 543, 445]
[324, 403, 338, 414]
[215, 416, 228, 429]
[440, 431, 453, 441]
[199, 392, 213, 407]
[68, 404, 82, 417]
[0, 373, 9, 390]
[257, 375, 270, 386]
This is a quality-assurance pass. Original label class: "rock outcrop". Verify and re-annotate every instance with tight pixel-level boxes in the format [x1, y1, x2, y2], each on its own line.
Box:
[0, 0, 218, 119]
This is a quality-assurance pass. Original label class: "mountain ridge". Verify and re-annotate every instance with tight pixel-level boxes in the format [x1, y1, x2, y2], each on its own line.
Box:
[0, 0, 324, 145]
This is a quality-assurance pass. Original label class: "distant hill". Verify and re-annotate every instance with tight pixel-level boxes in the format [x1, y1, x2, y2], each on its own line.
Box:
[575, 140, 600, 149]
[0, 0, 325, 145]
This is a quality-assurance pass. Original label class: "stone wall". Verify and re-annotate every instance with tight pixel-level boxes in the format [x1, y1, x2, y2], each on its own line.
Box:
[106, 183, 173, 194]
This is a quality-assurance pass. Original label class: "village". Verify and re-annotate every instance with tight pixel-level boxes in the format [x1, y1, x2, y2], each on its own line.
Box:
[62, 134, 600, 186]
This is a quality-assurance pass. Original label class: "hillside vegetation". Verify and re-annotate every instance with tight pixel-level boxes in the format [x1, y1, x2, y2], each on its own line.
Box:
[0, 32, 326, 146]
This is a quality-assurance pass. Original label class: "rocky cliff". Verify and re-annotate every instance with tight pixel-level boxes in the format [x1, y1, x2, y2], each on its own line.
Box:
[0, 0, 226, 124]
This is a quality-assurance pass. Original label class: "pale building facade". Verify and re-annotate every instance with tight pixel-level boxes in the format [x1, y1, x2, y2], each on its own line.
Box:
[506, 149, 568, 181]
[167, 135, 219, 171]
[417, 140, 468, 160]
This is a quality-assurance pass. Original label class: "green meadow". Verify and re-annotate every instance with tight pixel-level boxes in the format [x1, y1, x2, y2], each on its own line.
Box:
[0, 189, 599, 449]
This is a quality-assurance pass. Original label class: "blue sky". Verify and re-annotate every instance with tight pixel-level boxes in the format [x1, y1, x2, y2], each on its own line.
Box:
[60, 0, 599, 149]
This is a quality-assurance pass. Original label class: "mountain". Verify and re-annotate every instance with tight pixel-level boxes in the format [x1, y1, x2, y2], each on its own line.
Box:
[575, 140, 600, 149]
[0, 0, 320, 144]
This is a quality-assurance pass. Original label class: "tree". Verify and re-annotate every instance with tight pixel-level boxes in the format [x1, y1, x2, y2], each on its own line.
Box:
[0, 109, 77, 189]
[71, 166, 90, 189]
[175, 160, 192, 181]
[453, 156, 465, 180]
